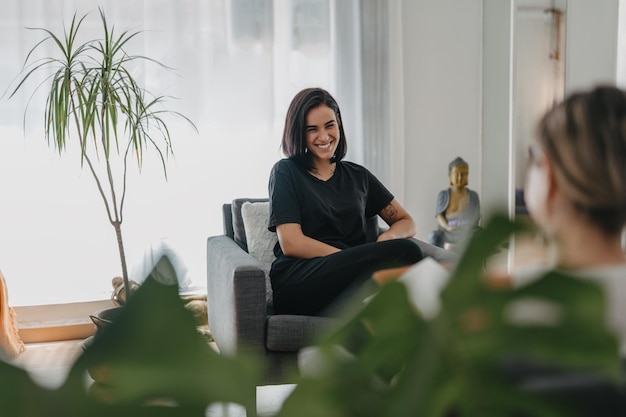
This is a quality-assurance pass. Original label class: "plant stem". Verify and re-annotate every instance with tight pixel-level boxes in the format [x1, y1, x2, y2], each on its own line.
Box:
[69, 77, 130, 292]
[113, 220, 130, 300]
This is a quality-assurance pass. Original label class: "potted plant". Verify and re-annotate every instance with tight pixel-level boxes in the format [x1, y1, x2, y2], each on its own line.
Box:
[9, 8, 195, 307]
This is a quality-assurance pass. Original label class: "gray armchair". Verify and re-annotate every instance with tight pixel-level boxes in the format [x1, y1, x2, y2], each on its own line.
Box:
[206, 198, 457, 384]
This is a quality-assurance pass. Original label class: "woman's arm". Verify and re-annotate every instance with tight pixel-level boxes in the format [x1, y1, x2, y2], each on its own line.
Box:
[276, 223, 341, 258]
[377, 199, 417, 241]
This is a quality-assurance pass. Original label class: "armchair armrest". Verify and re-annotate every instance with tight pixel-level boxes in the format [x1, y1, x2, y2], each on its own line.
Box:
[206, 235, 267, 356]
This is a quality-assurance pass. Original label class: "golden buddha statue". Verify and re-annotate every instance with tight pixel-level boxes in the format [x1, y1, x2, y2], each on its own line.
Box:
[428, 157, 481, 251]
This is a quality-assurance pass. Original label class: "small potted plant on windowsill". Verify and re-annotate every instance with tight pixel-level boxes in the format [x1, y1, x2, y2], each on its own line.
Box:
[8, 8, 195, 315]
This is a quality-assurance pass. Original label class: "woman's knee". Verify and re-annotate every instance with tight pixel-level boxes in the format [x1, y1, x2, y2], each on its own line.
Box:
[379, 238, 423, 263]
[401, 238, 423, 262]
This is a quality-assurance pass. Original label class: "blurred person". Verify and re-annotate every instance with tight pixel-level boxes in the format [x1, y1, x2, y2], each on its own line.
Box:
[521, 85, 626, 350]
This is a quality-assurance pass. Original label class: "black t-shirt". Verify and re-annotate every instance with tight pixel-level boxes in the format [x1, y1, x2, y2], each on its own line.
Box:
[268, 158, 393, 257]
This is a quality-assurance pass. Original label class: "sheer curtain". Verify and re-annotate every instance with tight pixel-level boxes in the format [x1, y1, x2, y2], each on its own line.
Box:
[0, 0, 364, 305]
[359, 0, 405, 202]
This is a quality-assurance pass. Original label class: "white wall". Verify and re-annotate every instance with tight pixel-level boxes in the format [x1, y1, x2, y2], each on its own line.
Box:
[565, 0, 619, 92]
[400, 0, 483, 242]
[481, 0, 514, 219]
[618, 0, 626, 87]
[398, 0, 621, 243]
[513, 1, 567, 192]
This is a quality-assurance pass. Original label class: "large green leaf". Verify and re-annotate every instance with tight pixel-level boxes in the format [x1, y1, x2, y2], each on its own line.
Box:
[276, 214, 622, 417]
[0, 273, 261, 417]
[0, 214, 621, 416]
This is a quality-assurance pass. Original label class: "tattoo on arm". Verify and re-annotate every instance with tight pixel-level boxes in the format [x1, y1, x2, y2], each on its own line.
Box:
[382, 203, 398, 222]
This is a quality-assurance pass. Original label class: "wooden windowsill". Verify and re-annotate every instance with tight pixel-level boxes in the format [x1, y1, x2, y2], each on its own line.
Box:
[14, 299, 115, 344]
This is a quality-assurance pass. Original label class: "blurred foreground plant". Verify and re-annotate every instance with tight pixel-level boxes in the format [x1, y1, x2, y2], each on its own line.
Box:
[277, 214, 623, 417]
[0, 272, 261, 417]
[0, 214, 621, 416]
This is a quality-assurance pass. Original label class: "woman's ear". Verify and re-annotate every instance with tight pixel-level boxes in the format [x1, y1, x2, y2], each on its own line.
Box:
[544, 154, 556, 192]
[541, 153, 560, 217]
[524, 151, 554, 231]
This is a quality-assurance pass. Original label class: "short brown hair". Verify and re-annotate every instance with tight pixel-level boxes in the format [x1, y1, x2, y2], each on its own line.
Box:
[281, 88, 348, 167]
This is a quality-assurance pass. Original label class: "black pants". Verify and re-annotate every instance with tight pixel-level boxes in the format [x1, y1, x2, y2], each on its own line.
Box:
[270, 239, 423, 316]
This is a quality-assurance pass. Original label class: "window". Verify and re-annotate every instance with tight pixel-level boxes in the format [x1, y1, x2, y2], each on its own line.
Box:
[0, 0, 363, 306]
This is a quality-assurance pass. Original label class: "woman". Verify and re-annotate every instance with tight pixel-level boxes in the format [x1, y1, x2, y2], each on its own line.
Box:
[522, 85, 626, 351]
[268, 87, 423, 316]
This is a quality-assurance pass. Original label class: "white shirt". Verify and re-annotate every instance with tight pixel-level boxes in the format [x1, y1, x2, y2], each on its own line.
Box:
[400, 259, 626, 354]
[514, 264, 626, 355]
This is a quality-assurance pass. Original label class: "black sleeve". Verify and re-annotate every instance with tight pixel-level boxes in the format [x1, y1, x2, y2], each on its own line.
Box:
[268, 160, 301, 232]
[364, 169, 394, 217]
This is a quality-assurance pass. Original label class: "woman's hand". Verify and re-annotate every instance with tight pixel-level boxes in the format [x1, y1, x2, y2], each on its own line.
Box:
[377, 199, 417, 241]
[276, 223, 341, 259]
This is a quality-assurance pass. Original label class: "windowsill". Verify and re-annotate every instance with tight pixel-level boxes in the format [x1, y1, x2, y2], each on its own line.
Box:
[9, 287, 114, 308]
[13, 285, 207, 344]
[15, 299, 114, 343]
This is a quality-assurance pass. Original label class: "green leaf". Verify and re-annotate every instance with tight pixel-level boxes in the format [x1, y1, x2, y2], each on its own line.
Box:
[275, 214, 622, 417]
[0, 271, 261, 416]
[67, 273, 262, 410]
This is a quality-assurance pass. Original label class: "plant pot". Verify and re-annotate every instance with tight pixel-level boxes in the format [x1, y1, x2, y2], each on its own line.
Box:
[89, 306, 124, 333]
[81, 306, 124, 352]
[82, 306, 125, 388]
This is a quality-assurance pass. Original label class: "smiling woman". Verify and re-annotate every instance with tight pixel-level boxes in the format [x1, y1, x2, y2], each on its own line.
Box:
[0, 0, 363, 307]
[268, 87, 423, 316]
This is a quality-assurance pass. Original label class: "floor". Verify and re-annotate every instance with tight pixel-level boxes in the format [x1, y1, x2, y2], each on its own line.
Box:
[10, 339, 85, 389]
[8, 339, 295, 417]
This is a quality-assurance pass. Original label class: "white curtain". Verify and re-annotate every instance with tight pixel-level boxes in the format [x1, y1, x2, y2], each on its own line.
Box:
[359, 0, 405, 202]
[0, 0, 365, 305]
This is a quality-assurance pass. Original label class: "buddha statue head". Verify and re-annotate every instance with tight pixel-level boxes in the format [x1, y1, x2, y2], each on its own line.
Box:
[448, 157, 469, 189]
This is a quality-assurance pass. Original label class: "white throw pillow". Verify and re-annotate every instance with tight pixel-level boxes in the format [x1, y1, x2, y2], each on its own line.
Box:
[241, 201, 278, 274]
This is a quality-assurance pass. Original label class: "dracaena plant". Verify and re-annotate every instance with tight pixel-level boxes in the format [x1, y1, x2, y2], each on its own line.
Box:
[9, 8, 195, 299]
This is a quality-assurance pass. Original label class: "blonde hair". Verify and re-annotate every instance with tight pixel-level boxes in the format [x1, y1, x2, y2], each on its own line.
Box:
[536, 85, 626, 236]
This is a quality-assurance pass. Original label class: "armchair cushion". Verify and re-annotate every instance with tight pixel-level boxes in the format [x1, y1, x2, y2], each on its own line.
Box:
[241, 201, 278, 275]
[266, 315, 338, 352]
[231, 198, 268, 252]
